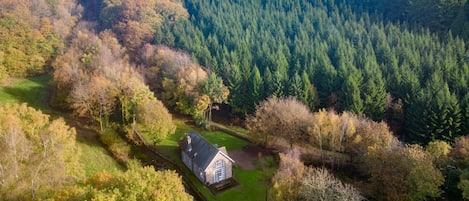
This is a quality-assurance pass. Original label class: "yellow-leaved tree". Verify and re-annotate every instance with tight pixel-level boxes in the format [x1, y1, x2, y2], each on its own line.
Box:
[366, 144, 444, 201]
[52, 162, 192, 201]
[0, 103, 83, 200]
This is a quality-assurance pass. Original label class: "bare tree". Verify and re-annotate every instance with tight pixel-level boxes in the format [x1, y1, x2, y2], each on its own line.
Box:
[247, 96, 312, 148]
[298, 168, 365, 201]
[270, 148, 364, 201]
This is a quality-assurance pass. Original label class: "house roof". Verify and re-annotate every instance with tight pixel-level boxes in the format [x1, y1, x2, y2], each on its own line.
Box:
[180, 131, 234, 170]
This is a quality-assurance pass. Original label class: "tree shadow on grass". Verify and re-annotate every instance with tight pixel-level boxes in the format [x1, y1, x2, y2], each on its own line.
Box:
[1, 75, 51, 114]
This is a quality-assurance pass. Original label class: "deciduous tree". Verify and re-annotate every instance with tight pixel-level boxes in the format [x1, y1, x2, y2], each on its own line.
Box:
[246, 97, 312, 148]
[202, 73, 229, 127]
[270, 149, 364, 201]
[298, 168, 364, 201]
[0, 103, 82, 200]
[132, 85, 176, 144]
[269, 149, 305, 201]
[366, 144, 444, 201]
[51, 163, 192, 201]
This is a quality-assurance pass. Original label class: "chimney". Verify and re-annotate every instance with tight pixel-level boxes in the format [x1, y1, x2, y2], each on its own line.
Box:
[186, 134, 192, 152]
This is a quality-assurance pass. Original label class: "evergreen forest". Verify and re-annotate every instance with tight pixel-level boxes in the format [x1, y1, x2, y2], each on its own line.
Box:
[150, 0, 469, 144]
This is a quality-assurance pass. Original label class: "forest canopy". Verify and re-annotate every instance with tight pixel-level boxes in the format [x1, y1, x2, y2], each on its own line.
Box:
[0, 0, 82, 80]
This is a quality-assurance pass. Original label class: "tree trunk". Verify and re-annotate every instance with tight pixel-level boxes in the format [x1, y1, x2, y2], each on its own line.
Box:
[207, 103, 213, 129]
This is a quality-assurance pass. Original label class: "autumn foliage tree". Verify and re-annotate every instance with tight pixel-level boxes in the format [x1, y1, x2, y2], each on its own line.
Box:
[130, 83, 176, 144]
[0, 103, 83, 200]
[426, 140, 452, 169]
[141, 45, 229, 126]
[141, 45, 208, 119]
[51, 162, 192, 201]
[0, 0, 82, 81]
[52, 28, 175, 143]
[450, 135, 469, 165]
[270, 149, 364, 201]
[269, 149, 305, 201]
[201, 72, 230, 127]
[100, 0, 188, 55]
[306, 109, 398, 171]
[450, 136, 469, 199]
[365, 144, 444, 201]
[246, 96, 312, 148]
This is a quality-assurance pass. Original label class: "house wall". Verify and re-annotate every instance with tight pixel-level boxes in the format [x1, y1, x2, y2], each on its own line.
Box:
[204, 153, 233, 185]
[181, 152, 191, 169]
[182, 152, 206, 183]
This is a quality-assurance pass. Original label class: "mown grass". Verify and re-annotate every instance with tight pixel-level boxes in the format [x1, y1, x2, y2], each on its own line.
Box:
[0, 75, 123, 177]
[155, 118, 276, 201]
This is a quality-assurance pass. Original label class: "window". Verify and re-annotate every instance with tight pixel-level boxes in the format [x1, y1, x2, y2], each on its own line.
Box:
[214, 160, 225, 183]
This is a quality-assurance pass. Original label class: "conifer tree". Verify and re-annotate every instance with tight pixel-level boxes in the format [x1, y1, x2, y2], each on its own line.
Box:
[404, 90, 431, 143]
[340, 68, 364, 114]
[362, 56, 387, 121]
[461, 94, 469, 134]
[427, 84, 462, 141]
[288, 72, 304, 99]
[314, 53, 338, 108]
[301, 71, 317, 110]
[247, 66, 263, 113]
[227, 64, 246, 114]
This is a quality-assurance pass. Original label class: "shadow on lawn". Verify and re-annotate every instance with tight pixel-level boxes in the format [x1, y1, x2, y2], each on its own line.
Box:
[3, 85, 49, 110]
[2, 75, 51, 113]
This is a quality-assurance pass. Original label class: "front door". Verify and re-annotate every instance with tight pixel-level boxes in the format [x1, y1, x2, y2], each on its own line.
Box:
[214, 160, 225, 183]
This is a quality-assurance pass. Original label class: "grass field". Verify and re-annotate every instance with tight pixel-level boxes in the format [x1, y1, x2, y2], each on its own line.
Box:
[0, 75, 123, 177]
[156, 119, 276, 201]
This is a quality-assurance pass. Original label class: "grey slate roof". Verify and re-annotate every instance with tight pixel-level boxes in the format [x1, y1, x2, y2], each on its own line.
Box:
[180, 131, 232, 170]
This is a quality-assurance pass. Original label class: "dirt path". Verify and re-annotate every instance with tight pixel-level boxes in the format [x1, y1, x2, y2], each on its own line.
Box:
[229, 144, 272, 170]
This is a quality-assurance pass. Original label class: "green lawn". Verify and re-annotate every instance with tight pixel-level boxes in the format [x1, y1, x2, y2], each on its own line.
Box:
[78, 143, 123, 177]
[0, 75, 51, 113]
[0, 75, 123, 177]
[156, 118, 277, 201]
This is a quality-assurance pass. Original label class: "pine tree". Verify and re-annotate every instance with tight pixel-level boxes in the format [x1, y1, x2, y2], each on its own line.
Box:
[404, 90, 431, 144]
[227, 64, 246, 114]
[406, 80, 463, 144]
[264, 67, 274, 97]
[247, 66, 263, 113]
[428, 84, 462, 142]
[288, 72, 303, 98]
[340, 68, 363, 114]
[362, 56, 387, 121]
[301, 71, 317, 110]
[461, 94, 469, 134]
[314, 52, 338, 108]
[267, 68, 286, 98]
